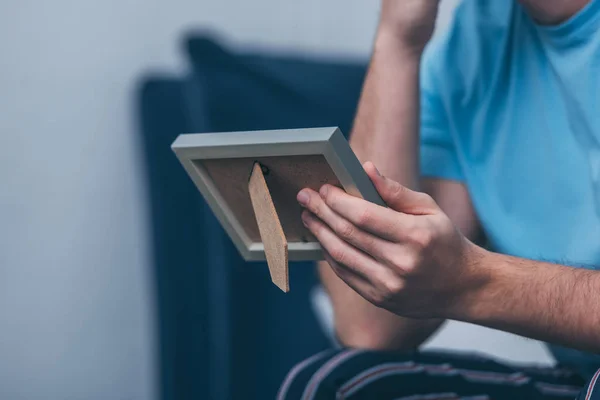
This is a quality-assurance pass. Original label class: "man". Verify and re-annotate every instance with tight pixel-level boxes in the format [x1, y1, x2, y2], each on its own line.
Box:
[280, 0, 600, 399]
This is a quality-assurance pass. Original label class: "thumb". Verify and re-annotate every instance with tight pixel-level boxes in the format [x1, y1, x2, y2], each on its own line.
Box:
[363, 161, 437, 215]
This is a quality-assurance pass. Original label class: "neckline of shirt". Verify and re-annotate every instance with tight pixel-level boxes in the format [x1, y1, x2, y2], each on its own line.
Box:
[521, 0, 600, 47]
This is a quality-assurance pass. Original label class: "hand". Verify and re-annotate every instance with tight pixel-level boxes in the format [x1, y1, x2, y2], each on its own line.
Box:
[297, 162, 488, 320]
[377, 0, 441, 52]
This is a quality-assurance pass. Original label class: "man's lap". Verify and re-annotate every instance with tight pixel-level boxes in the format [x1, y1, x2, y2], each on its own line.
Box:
[278, 349, 598, 400]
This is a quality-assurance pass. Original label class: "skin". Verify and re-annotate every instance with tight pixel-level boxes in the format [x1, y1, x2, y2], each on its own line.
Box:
[520, 0, 591, 24]
[305, 0, 597, 352]
[298, 166, 600, 352]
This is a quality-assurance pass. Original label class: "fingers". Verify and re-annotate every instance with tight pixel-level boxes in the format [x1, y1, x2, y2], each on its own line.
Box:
[363, 161, 438, 215]
[296, 189, 397, 262]
[300, 185, 411, 242]
[321, 250, 376, 299]
[321, 244, 408, 311]
[300, 210, 383, 282]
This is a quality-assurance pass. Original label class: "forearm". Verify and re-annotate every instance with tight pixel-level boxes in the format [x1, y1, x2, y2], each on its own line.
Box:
[350, 32, 422, 188]
[320, 31, 440, 350]
[456, 248, 600, 353]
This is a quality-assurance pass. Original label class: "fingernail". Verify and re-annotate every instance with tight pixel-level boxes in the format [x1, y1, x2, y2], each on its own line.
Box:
[301, 211, 309, 226]
[373, 164, 381, 176]
[297, 190, 309, 206]
[319, 185, 329, 197]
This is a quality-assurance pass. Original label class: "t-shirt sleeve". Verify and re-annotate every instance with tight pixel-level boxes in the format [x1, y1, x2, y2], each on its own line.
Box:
[419, 41, 464, 182]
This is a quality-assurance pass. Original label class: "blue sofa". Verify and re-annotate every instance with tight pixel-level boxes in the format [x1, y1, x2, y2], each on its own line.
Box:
[137, 34, 367, 400]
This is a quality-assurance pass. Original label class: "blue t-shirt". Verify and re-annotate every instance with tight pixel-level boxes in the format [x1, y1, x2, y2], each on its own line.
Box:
[420, 0, 600, 377]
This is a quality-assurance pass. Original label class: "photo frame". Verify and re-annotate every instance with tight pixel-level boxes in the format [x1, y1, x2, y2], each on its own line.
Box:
[172, 127, 384, 291]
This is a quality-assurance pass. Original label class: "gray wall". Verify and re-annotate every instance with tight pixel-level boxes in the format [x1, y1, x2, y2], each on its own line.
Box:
[0, 1, 458, 399]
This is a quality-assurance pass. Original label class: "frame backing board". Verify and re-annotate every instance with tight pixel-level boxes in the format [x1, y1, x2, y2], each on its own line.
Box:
[172, 127, 385, 262]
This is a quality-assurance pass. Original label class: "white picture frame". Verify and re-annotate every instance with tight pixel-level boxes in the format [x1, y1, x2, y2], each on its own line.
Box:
[171, 127, 384, 262]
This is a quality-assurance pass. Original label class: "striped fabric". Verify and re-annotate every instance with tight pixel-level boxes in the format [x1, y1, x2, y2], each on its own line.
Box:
[279, 350, 600, 400]
[578, 368, 600, 400]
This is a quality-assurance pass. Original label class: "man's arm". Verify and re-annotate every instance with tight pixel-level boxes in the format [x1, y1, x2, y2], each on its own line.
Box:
[299, 168, 600, 353]
[319, 0, 481, 350]
[459, 252, 600, 353]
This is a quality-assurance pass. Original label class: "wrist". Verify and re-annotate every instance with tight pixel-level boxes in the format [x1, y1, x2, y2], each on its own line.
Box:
[446, 242, 500, 322]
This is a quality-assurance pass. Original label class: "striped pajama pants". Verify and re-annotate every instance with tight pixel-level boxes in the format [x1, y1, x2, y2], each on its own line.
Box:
[278, 349, 600, 400]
